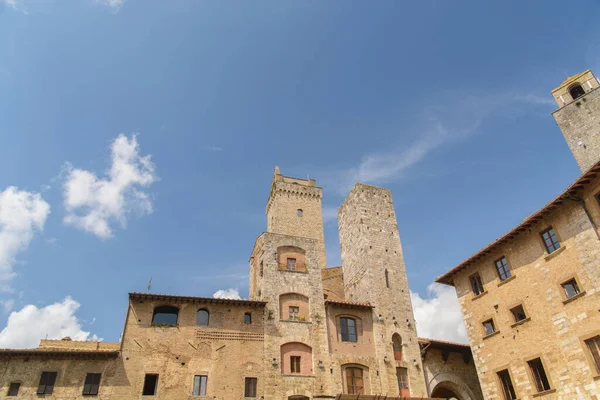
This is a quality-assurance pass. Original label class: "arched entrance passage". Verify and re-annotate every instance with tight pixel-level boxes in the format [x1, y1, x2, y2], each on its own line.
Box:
[432, 385, 460, 399]
[288, 397, 309, 400]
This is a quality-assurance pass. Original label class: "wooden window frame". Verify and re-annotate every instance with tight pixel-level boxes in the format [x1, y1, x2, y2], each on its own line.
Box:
[192, 375, 208, 396]
[510, 304, 527, 323]
[7, 382, 20, 397]
[83, 372, 101, 396]
[142, 374, 159, 396]
[540, 227, 561, 254]
[483, 319, 496, 336]
[37, 371, 57, 395]
[584, 335, 600, 375]
[288, 306, 299, 321]
[345, 367, 365, 395]
[561, 278, 581, 299]
[469, 272, 485, 296]
[396, 367, 409, 395]
[244, 377, 257, 398]
[290, 356, 301, 374]
[494, 256, 512, 281]
[286, 258, 296, 271]
[527, 357, 552, 393]
[340, 317, 358, 343]
[496, 369, 517, 400]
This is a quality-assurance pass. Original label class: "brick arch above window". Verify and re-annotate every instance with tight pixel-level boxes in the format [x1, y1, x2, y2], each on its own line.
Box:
[277, 246, 307, 272]
[341, 363, 370, 395]
[279, 293, 309, 321]
[281, 342, 313, 375]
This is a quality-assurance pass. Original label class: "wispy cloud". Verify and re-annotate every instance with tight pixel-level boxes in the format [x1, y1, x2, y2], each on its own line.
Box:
[200, 146, 224, 152]
[2, 0, 27, 14]
[95, 0, 125, 11]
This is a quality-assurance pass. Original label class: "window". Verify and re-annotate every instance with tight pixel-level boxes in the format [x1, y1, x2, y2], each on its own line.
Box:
[244, 312, 252, 324]
[288, 306, 299, 321]
[192, 375, 207, 396]
[286, 258, 296, 271]
[596, 192, 600, 206]
[541, 227, 560, 254]
[562, 278, 581, 299]
[142, 374, 158, 396]
[7, 382, 20, 396]
[569, 84, 586, 100]
[585, 336, 600, 374]
[510, 305, 527, 323]
[152, 306, 178, 326]
[385, 269, 390, 288]
[259, 261, 263, 277]
[83, 373, 101, 395]
[197, 309, 209, 326]
[340, 317, 357, 343]
[290, 356, 301, 374]
[527, 358, 551, 393]
[497, 369, 517, 400]
[37, 371, 57, 395]
[297, 209, 303, 217]
[483, 319, 496, 336]
[396, 367, 409, 396]
[392, 333, 403, 361]
[345, 367, 364, 394]
[244, 377, 257, 398]
[469, 273, 485, 296]
[495, 256, 512, 281]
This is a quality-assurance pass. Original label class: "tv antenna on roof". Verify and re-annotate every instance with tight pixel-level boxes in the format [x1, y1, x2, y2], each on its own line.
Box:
[147, 276, 152, 292]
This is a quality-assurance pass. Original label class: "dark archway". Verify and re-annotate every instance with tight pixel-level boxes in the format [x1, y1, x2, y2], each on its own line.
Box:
[432, 385, 460, 400]
[569, 84, 586, 100]
[288, 397, 309, 400]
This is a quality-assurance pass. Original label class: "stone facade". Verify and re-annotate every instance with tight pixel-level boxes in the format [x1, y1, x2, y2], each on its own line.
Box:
[438, 70, 600, 400]
[0, 167, 482, 399]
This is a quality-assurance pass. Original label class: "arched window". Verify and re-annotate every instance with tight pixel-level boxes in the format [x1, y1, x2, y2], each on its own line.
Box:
[392, 333, 403, 361]
[569, 84, 586, 100]
[197, 309, 210, 326]
[385, 269, 390, 288]
[152, 306, 179, 326]
[280, 342, 313, 375]
[340, 317, 357, 342]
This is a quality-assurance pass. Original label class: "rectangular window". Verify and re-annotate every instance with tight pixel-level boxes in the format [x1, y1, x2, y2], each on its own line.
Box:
[142, 374, 158, 396]
[469, 273, 485, 296]
[83, 373, 101, 395]
[193, 375, 207, 396]
[244, 312, 252, 324]
[244, 377, 257, 398]
[483, 319, 496, 336]
[510, 305, 527, 322]
[290, 356, 301, 374]
[37, 371, 57, 395]
[396, 367, 409, 396]
[562, 278, 581, 298]
[585, 336, 600, 375]
[541, 227, 560, 254]
[286, 258, 296, 271]
[497, 369, 517, 400]
[340, 317, 357, 343]
[345, 367, 364, 394]
[7, 382, 20, 396]
[494, 256, 512, 281]
[288, 306, 299, 321]
[527, 358, 551, 393]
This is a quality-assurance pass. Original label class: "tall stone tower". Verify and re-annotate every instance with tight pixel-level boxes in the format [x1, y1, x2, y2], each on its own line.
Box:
[338, 184, 427, 397]
[552, 69, 600, 172]
[266, 166, 327, 268]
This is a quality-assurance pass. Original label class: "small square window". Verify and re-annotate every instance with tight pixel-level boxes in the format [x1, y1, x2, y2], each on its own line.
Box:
[483, 319, 496, 336]
[193, 375, 207, 396]
[244, 312, 252, 324]
[244, 377, 257, 398]
[142, 374, 158, 396]
[541, 227, 560, 254]
[510, 305, 527, 322]
[7, 382, 20, 396]
[290, 356, 301, 374]
[527, 358, 551, 392]
[469, 273, 485, 296]
[286, 258, 296, 271]
[288, 306, 299, 321]
[562, 278, 581, 298]
[494, 256, 512, 281]
[297, 209, 303, 217]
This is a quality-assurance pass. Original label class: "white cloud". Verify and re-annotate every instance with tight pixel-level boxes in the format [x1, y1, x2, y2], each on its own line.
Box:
[0, 297, 99, 349]
[63, 134, 157, 239]
[201, 146, 224, 152]
[411, 283, 468, 344]
[212, 288, 242, 300]
[96, 0, 124, 11]
[0, 187, 50, 289]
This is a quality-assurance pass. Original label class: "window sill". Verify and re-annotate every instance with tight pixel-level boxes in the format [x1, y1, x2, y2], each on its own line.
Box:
[281, 374, 315, 378]
[562, 291, 586, 305]
[151, 324, 178, 328]
[471, 291, 488, 301]
[482, 330, 500, 340]
[511, 317, 531, 328]
[532, 388, 556, 397]
[593, 375, 600, 381]
[497, 275, 516, 287]
[278, 268, 308, 274]
[280, 319, 311, 324]
[544, 246, 565, 261]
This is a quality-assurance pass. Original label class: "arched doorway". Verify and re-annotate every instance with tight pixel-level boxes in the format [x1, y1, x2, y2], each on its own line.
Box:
[432, 385, 460, 399]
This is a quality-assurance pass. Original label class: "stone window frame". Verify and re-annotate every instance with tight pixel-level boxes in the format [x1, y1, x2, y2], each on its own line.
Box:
[151, 305, 180, 327]
[335, 314, 363, 344]
[468, 272, 486, 298]
[580, 330, 600, 377]
[568, 82, 586, 101]
[244, 312, 252, 324]
[481, 315, 499, 339]
[525, 355, 554, 395]
[493, 365, 518, 400]
[244, 376, 258, 398]
[507, 302, 529, 327]
[539, 226, 561, 255]
[392, 333, 403, 361]
[142, 373, 159, 396]
[494, 255, 512, 282]
[558, 274, 586, 304]
[196, 308, 210, 326]
[280, 342, 313, 376]
[341, 363, 370, 395]
[192, 374, 208, 396]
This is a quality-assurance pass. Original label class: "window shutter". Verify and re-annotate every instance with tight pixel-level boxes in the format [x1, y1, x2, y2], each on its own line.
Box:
[37, 373, 48, 395]
[46, 372, 57, 394]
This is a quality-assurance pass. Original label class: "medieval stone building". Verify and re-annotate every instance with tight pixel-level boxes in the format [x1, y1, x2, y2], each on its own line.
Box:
[0, 168, 482, 398]
[437, 70, 600, 400]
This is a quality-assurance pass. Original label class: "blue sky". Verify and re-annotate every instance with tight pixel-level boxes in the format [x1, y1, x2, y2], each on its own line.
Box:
[0, 0, 598, 345]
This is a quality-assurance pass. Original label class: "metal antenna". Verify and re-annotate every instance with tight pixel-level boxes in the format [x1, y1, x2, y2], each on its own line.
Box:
[147, 276, 152, 292]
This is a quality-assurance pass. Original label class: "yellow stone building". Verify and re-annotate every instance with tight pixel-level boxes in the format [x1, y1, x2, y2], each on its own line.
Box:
[437, 70, 600, 400]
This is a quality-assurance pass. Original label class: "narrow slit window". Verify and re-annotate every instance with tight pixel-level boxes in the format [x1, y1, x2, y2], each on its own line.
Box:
[37, 371, 57, 395]
[596, 192, 600, 206]
[495, 256, 512, 281]
[297, 209, 303, 217]
[497, 369, 517, 400]
[483, 319, 496, 336]
[290, 356, 301, 374]
[385, 269, 390, 288]
[528, 358, 551, 392]
[244, 377, 257, 398]
[192, 375, 207, 396]
[541, 227, 560, 254]
[584, 336, 600, 375]
[7, 382, 20, 397]
[562, 278, 581, 299]
[469, 273, 485, 296]
[510, 305, 527, 322]
[83, 373, 101, 395]
[142, 374, 158, 396]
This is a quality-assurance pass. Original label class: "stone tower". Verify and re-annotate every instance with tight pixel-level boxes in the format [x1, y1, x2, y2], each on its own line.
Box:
[338, 184, 428, 397]
[552, 69, 600, 172]
[266, 165, 327, 268]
